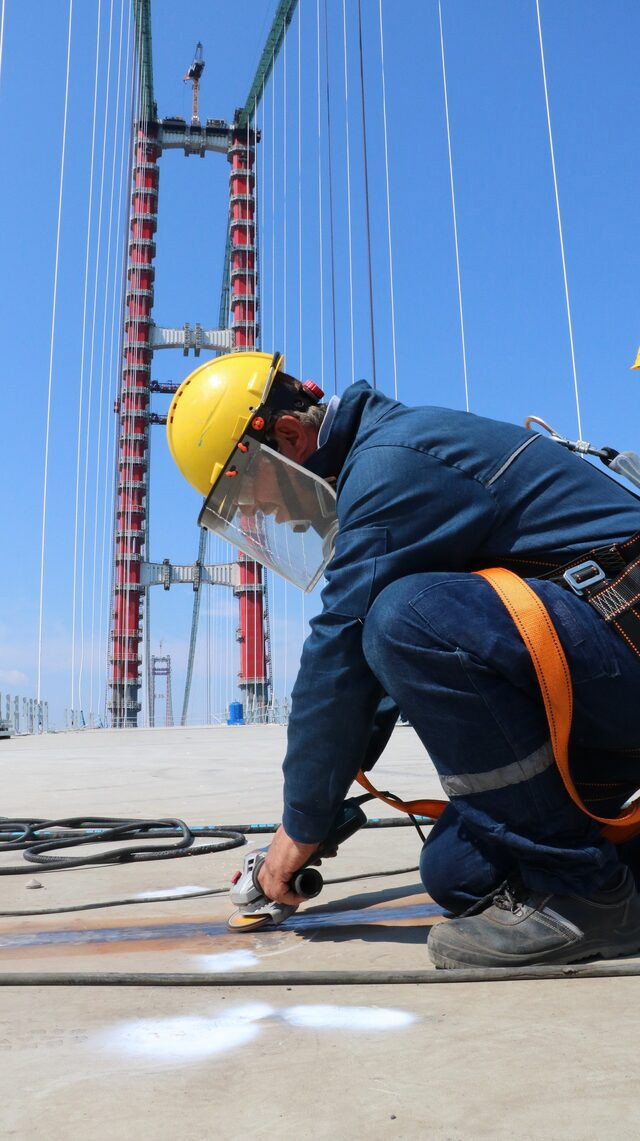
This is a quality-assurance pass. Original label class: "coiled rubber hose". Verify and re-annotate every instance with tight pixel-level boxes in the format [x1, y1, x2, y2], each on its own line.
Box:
[0, 814, 427, 875]
[0, 817, 245, 873]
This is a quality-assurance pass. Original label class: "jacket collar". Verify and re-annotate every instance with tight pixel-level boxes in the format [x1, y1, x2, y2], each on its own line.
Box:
[304, 380, 375, 479]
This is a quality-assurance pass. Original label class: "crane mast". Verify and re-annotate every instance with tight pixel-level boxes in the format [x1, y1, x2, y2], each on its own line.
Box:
[184, 42, 205, 124]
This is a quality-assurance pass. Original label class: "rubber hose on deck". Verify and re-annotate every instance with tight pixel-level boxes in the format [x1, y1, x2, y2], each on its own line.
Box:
[0, 963, 639, 985]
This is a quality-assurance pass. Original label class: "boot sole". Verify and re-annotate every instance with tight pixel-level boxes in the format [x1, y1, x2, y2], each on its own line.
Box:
[429, 932, 640, 970]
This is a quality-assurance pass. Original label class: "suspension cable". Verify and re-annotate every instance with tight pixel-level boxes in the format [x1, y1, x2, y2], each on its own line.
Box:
[37, 0, 74, 703]
[280, 26, 298, 718]
[298, 5, 306, 662]
[205, 533, 211, 724]
[271, 48, 275, 351]
[257, 82, 267, 720]
[0, 0, 5, 92]
[356, 0, 377, 389]
[71, 0, 102, 720]
[323, 0, 338, 395]
[258, 78, 265, 356]
[215, 538, 222, 721]
[535, 0, 582, 438]
[283, 25, 288, 358]
[270, 54, 279, 720]
[283, 578, 289, 719]
[438, 1, 470, 413]
[269, 568, 276, 720]
[251, 97, 259, 721]
[260, 73, 265, 355]
[316, 0, 325, 388]
[342, 0, 355, 385]
[78, 0, 116, 719]
[255, 90, 261, 357]
[298, 4, 303, 380]
[378, 0, 398, 400]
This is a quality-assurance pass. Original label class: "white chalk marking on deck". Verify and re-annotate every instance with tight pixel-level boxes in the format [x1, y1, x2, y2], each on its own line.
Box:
[98, 1002, 415, 1064]
[99, 1004, 272, 1062]
[190, 949, 259, 971]
[282, 1005, 416, 1030]
[133, 885, 211, 900]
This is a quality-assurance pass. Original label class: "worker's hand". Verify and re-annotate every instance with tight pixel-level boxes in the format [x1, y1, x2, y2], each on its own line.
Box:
[258, 825, 319, 905]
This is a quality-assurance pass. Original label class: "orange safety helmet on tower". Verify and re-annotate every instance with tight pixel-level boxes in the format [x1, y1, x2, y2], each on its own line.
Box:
[166, 351, 338, 592]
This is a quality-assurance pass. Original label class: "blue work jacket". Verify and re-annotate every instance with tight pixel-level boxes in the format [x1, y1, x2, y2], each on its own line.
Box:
[282, 382, 640, 843]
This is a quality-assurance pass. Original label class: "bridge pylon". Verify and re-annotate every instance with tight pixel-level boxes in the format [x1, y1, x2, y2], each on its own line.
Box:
[108, 5, 272, 727]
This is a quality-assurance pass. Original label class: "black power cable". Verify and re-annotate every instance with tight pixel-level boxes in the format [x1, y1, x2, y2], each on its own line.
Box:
[0, 865, 422, 917]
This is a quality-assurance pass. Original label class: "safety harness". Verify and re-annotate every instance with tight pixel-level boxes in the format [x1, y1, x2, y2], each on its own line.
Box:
[357, 558, 640, 843]
[543, 532, 640, 663]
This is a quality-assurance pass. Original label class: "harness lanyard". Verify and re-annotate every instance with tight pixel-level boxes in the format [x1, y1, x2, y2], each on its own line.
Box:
[357, 567, 640, 843]
[355, 768, 447, 821]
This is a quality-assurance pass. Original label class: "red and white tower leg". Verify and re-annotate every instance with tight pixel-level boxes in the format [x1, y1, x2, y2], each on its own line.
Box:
[109, 123, 159, 727]
[228, 118, 269, 716]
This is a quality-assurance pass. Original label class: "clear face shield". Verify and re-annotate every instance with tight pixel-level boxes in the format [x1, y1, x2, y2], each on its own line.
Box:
[198, 441, 338, 593]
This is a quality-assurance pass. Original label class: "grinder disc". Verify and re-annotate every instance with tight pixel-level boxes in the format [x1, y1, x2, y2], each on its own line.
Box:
[227, 910, 273, 931]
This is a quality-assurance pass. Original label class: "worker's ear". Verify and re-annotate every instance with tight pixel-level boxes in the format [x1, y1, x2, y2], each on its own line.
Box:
[270, 415, 318, 462]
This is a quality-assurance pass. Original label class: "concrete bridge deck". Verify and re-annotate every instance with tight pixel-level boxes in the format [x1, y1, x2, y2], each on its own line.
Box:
[0, 725, 638, 1139]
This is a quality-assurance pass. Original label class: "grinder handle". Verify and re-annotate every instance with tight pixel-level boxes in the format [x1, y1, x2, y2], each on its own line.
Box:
[251, 850, 323, 901]
[291, 866, 323, 899]
[254, 799, 367, 902]
[290, 799, 367, 899]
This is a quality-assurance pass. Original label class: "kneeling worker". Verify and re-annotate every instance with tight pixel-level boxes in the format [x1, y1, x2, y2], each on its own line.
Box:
[167, 350, 640, 969]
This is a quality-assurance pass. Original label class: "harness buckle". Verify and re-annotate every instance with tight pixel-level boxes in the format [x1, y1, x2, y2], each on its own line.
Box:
[562, 560, 606, 595]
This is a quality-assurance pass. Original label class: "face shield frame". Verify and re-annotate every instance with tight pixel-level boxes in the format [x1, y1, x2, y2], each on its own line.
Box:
[198, 436, 338, 593]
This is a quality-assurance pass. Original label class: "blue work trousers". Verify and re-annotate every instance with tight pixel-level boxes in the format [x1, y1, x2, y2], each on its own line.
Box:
[361, 572, 640, 911]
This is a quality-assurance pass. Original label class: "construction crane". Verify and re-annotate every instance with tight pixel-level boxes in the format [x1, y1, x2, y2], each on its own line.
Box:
[183, 42, 205, 124]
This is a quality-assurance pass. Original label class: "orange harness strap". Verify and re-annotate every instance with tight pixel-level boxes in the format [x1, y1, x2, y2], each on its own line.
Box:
[477, 567, 640, 842]
[357, 566, 640, 843]
[355, 768, 447, 821]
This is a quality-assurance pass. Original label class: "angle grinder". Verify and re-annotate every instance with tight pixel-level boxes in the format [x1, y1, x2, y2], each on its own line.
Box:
[227, 798, 367, 931]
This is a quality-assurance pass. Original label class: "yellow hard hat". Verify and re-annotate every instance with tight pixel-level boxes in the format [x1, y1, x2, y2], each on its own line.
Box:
[167, 351, 284, 496]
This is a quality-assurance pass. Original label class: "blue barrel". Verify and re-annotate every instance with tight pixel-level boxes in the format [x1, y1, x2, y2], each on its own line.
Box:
[227, 701, 244, 726]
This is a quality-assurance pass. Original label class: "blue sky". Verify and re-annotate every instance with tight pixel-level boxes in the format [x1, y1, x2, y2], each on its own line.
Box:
[0, 0, 639, 728]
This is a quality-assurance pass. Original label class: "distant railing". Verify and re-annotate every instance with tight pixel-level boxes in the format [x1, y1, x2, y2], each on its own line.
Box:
[0, 693, 49, 736]
[0, 695, 294, 736]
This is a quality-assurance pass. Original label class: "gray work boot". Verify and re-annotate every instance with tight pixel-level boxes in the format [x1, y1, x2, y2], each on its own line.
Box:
[427, 868, 640, 969]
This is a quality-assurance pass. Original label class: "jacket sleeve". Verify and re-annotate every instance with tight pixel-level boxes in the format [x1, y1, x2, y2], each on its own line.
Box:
[281, 443, 497, 842]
